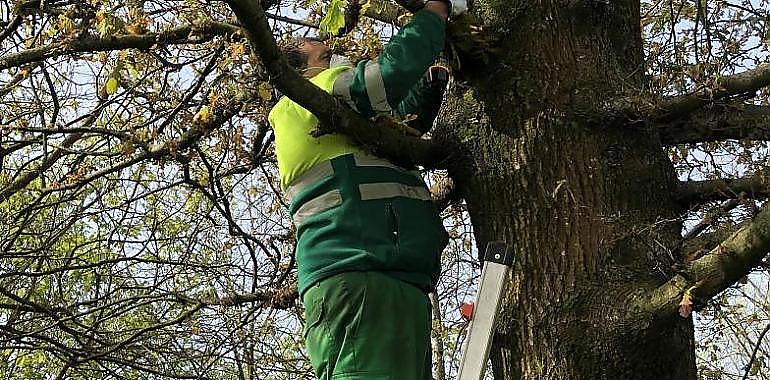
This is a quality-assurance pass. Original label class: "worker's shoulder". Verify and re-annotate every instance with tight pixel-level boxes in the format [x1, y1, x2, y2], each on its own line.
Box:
[267, 96, 290, 124]
[310, 65, 353, 87]
[268, 66, 353, 120]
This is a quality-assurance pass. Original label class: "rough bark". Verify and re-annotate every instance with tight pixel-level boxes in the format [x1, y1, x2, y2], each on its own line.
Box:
[435, 0, 699, 378]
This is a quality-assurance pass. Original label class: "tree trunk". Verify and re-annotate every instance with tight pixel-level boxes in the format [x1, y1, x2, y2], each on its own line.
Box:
[437, 1, 698, 378]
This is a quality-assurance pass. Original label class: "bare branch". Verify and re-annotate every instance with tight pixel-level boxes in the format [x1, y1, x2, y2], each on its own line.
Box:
[73, 303, 205, 365]
[266, 12, 320, 29]
[742, 323, 770, 380]
[174, 285, 298, 309]
[29, 90, 252, 197]
[659, 104, 770, 145]
[0, 21, 238, 71]
[682, 198, 742, 241]
[654, 63, 770, 123]
[0, 14, 23, 44]
[0, 133, 84, 202]
[640, 199, 770, 321]
[679, 175, 770, 205]
[224, 0, 450, 168]
[0, 64, 38, 100]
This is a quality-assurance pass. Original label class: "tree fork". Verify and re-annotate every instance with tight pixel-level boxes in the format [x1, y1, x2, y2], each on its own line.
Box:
[640, 199, 770, 327]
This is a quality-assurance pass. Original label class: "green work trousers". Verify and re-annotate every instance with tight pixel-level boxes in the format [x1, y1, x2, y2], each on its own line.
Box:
[302, 271, 432, 380]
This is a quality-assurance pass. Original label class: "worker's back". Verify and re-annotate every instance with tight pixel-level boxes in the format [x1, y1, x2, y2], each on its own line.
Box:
[268, 64, 448, 296]
[268, 65, 361, 191]
[267, 4, 461, 379]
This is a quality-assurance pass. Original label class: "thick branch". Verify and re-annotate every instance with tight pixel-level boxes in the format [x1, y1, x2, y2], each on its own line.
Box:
[224, 0, 450, 168]
[659, 104, 770, 145]
[641, 199, 770, 320]
[655, 63, 770, 122]
[0, 21, 238, 71]
[679, 175, 770, 205]
[597, 64, 770, 126]
[681, 226, 740, 264]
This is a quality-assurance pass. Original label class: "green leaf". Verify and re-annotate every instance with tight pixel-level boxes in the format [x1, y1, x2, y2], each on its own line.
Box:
[319, 0, 347, 34]
[105, 76, 119, 94]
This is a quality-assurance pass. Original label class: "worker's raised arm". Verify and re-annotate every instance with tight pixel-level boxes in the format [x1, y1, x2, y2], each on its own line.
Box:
[332, 3, 449, 118]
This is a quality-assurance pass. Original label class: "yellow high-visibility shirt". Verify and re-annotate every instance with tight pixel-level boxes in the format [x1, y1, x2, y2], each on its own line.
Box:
[268, 66, 361, 190]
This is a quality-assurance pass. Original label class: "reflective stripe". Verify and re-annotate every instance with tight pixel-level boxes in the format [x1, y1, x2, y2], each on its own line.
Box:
[353, 153, 423, 181]
[285, 161, 334, 203]
[364, 61, 391, 113]
[293, 190, 342, 226]
[359, 182, 432, 201]
[287, 155, 427, 205]
[353, 153, 404, 170]
[332, 69, 358, 111]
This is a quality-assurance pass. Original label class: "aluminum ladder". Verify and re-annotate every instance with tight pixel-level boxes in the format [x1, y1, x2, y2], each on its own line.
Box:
[457, 242, 514, 380]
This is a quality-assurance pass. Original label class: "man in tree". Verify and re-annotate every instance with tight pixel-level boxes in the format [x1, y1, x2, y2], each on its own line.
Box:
[267, 1, 466, 378]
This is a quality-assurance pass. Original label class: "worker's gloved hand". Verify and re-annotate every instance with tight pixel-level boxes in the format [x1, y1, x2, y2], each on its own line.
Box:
[427, 0, 468, 17]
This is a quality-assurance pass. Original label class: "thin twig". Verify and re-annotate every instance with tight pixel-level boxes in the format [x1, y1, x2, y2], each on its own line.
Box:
[741, 323, 770, 380]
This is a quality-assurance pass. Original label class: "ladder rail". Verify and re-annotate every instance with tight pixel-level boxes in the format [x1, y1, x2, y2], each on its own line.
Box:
[457, 242, 514, 380]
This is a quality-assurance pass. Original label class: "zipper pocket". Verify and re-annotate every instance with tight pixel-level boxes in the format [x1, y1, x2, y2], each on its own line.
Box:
[387, 202, 399, 245]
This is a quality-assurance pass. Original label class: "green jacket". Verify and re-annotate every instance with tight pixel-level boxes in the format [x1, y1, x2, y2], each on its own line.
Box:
[268, 10, 449, 295]
[270, 10, 447, 189]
